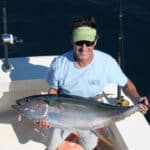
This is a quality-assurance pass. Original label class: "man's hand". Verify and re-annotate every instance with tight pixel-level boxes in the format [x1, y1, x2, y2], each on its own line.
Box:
[122, 80, 149, 114]
[138, 97, 149, 114]
[33, 88, 57, 128]
[34, 119, 51, 128]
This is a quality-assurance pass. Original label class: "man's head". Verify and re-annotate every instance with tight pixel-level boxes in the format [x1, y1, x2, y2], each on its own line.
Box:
[72, 16, 98, 63]
[72, 16, 97, 43]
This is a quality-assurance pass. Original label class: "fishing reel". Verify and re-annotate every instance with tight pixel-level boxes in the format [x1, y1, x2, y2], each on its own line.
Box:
[117, 96, 129, 107]
[1, 33, 23, 45]
[1, 33, 23, 72]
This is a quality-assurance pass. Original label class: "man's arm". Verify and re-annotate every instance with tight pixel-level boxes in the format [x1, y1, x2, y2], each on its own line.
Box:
[122, 79, 149, 114]
[122, 79, 140, 103]
[48, 88, 58, 94]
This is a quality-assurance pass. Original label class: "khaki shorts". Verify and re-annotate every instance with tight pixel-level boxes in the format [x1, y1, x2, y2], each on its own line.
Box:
[46, 127, 97, 150]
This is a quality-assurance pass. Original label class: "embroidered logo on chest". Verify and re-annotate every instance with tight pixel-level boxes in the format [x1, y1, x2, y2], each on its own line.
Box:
[88, 80, 100, 86]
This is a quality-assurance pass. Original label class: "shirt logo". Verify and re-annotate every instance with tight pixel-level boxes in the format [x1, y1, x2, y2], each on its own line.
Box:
[88, 80, 100, 86]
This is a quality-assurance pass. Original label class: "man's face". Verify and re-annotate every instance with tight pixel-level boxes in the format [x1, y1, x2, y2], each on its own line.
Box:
[74, 40, 97, 61]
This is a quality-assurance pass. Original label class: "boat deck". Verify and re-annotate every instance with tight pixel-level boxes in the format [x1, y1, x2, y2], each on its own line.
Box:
[0, 111, 47, 150]
[0, 56, 150, 150]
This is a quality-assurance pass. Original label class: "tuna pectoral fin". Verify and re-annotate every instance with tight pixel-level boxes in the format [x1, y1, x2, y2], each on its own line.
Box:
[91, 93, 113, 100]
[92, 128, 113, 147]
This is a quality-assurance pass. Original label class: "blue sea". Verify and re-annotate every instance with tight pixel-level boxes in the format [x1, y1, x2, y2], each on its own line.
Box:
[0, 0, 150, 122]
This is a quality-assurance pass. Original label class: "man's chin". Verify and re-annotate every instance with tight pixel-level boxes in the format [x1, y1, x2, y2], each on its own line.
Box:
[78, 54, 89, 60]
[78, 57, 89, 61]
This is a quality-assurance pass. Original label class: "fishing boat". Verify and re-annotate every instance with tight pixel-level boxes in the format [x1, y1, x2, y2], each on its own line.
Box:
[0, 0, 150, 150]
[0, 56, 150, 150]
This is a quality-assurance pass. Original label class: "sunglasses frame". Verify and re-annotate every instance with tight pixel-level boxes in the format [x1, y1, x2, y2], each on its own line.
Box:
[74, 40, 95, 47]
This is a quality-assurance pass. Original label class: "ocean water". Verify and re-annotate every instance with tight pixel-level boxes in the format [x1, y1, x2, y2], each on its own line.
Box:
[0, 0, 150, 122]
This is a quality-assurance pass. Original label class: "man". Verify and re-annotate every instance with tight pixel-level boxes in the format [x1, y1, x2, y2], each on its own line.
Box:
[42, 16, 149, 150]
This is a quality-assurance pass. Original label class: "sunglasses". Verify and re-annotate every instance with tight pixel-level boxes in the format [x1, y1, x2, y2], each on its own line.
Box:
[75, 41, 95, 47]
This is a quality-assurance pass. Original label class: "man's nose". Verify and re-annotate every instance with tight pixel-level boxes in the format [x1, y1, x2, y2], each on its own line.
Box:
[81, 43, 88, 50]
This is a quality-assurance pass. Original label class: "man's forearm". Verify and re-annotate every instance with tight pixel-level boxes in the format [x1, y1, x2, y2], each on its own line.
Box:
[122, 79, 140, 104]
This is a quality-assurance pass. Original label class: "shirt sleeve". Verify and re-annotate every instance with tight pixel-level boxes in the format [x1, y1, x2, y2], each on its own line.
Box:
[107, 57, 128, 86]
[46, 58, 60, 89]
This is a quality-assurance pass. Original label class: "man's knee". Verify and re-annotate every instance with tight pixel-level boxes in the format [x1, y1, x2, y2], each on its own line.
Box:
[78, 131, 97, 150]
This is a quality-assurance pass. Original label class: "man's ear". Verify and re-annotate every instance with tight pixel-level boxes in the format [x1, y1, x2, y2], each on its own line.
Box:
[94, 38, 98, 47]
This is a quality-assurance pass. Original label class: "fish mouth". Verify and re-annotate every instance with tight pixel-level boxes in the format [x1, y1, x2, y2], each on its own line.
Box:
[12, 103, 23, 113]
[12, 104, 23, 122]
[12, 104, 20, 111]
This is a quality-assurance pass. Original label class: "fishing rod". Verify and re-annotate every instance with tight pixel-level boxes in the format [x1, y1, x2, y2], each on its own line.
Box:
[1, 0, 23, 72]
[1, 0, 11, 72]
[117, 0, 124, 99]
[117, 0, 128, 105]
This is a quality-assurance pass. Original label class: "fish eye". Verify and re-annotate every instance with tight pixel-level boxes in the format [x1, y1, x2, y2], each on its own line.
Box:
[25, 99, 29, 103]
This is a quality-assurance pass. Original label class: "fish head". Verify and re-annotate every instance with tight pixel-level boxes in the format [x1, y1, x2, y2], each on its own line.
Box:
[12, 96, 49, 120]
